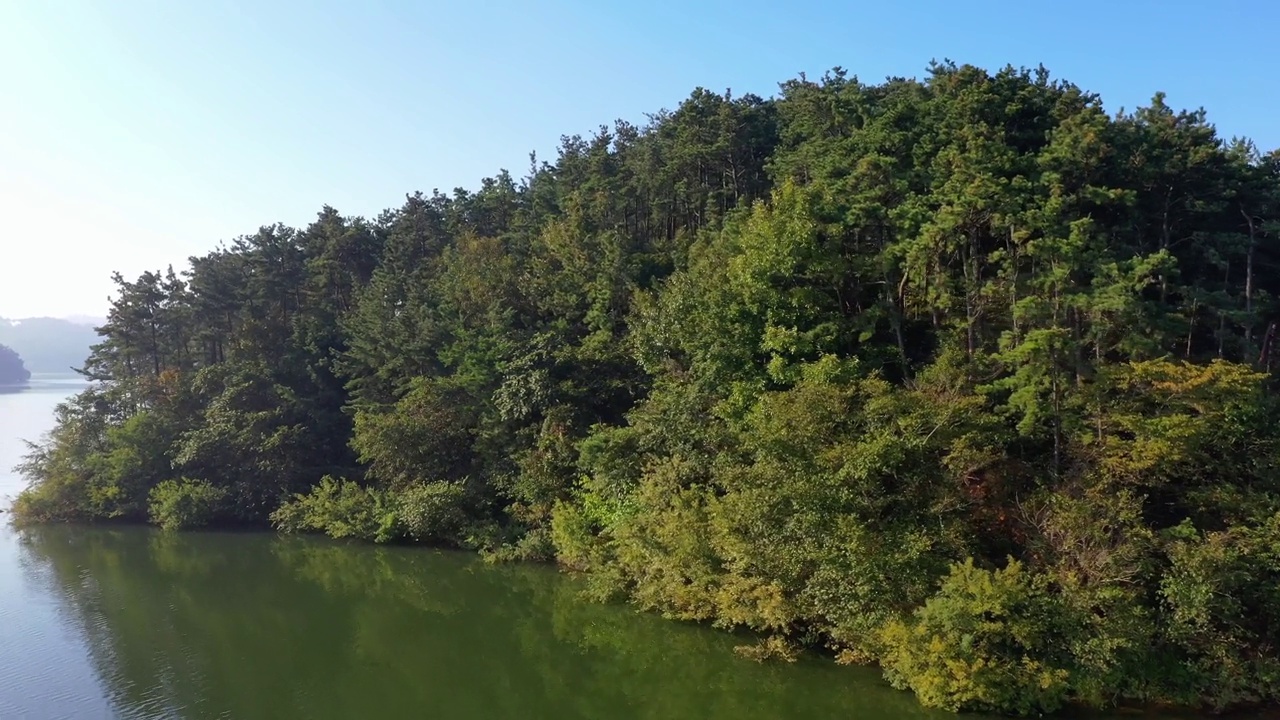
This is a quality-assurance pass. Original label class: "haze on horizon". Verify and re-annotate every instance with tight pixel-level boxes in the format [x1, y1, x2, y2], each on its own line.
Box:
[2, 0, 1278, 319]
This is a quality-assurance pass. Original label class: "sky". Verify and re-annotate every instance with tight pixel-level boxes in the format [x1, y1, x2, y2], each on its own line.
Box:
[1, 0, 1278, 319]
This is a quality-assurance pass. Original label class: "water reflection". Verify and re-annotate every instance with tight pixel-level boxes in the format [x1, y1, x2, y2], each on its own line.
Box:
[15, 526, 956, 720]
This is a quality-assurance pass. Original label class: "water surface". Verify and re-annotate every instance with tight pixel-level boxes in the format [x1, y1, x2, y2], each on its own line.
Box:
[0, 377, 1213, 719]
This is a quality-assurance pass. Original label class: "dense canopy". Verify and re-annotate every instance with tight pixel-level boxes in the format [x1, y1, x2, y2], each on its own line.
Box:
[15, 62, 1280, 715]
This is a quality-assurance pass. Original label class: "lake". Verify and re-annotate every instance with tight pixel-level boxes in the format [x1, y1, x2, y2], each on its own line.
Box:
[0, 378, 1210, 719]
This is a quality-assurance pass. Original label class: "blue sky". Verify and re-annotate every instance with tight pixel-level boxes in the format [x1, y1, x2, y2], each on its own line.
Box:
[2, 0, 1277, 318]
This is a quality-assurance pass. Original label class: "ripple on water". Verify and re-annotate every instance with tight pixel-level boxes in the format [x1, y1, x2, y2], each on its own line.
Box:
[0, 533, 114, 718]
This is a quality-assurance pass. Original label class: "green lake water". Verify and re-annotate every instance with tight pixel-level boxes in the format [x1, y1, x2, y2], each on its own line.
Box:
[0, 379, 1220, 719]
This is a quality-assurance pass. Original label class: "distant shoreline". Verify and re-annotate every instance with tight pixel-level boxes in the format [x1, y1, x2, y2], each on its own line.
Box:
[2, 375, 88, 390]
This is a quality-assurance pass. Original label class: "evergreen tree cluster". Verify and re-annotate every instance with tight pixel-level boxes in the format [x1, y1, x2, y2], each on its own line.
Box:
[16, 63, 1280, 714]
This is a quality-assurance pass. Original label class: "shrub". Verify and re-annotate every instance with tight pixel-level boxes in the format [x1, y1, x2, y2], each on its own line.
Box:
[148, 478, 227, 531]
[550, 499, 597, 571]
[272, 477, 473, 546]
[1157, 517, 1280, 709]
[271, 476, 400, 543]
[879, 558, 1072, 716]
[396, 481, 467, 543]
[733, 635, 799, 663]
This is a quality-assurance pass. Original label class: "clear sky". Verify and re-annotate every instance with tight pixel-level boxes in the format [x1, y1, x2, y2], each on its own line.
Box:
[2, 0, 1277, 318]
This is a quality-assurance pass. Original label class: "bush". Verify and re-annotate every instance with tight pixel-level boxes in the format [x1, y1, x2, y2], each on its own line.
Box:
[272, 477, 470, 546]
[879, 558, 1072, 716]
[733, 635, 799, 663]
[1157, 517, 1280, 709]
[271, 476, 399, 543]
[148, 478, 227, 531]
[550, 499, 598, 571]
[396, 481, 467, 543]
[10, 471, 91, 525]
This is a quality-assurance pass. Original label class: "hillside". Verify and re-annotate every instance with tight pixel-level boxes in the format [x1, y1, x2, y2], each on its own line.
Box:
[0, 344, 30, 386]
[0, 317, 100, 375]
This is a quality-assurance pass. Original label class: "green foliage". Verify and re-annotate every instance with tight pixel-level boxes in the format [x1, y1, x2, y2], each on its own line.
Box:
[12, 389, 117, 523]
[549, 498, 599, 572]
[14, 61, 1280, 715]
[1158, 516, 1280, 708]
[270, 477, 470, 546]
[733, 635, 801, 663]
[271, 477, 401, 544]
[148, 478, 227, 531]
[879, 559, 1072, 715]
[350, 377, 477, 490]
[396, 481, 468, 543]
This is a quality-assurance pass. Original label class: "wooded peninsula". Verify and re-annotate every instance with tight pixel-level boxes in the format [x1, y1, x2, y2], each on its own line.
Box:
[15, 63, 1280, 716]
[0, 343, 31, 386]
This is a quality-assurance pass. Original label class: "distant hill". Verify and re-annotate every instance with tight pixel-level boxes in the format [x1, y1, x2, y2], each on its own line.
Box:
[0, 317, 100, 375]
[63, 315, 108, 328]
[0, 343, 31, 386]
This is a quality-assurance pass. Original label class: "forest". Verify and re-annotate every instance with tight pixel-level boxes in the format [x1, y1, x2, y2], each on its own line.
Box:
[13, 62, 1280, 715]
